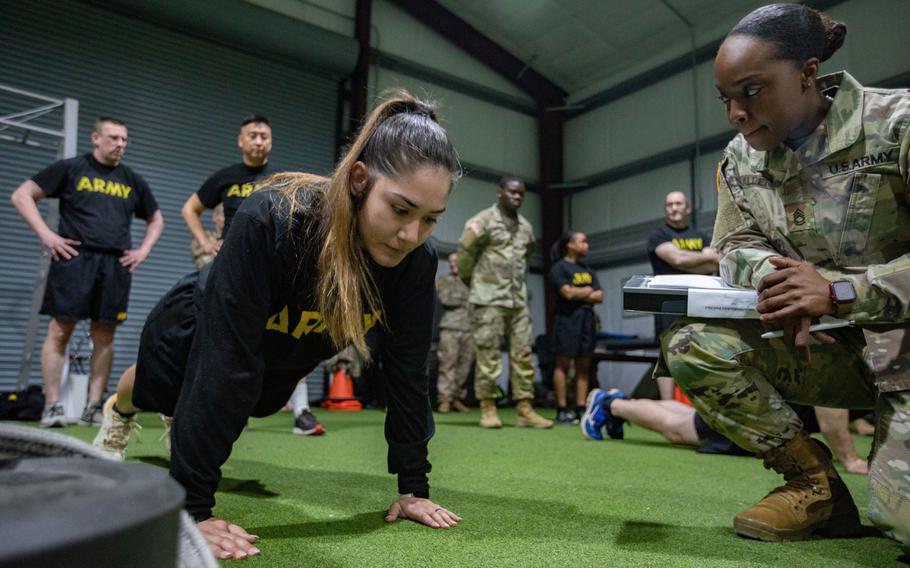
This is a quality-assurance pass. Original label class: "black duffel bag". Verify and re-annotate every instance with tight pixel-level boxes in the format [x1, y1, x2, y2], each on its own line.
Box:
[0, 385, 45, 421]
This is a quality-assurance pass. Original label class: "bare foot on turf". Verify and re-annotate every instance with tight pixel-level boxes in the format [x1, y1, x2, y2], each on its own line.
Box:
[842, 457, 869, 475]
[385, 495, 462, 529]
[197, 517, 260, 560]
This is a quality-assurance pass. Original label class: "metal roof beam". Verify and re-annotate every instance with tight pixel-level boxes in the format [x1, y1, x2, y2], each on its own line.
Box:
[386, 0, 566, 105]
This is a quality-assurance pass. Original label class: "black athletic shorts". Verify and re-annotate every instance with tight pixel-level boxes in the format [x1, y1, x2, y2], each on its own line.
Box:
[133, 267, 301, 418]
[40, 248, 131, 324]
[654, 314, 680, 342]
[132, 270, 200, 416]
[553, 307, 596, 357]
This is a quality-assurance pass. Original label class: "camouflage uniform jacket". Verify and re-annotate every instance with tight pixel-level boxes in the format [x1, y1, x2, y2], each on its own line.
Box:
[190, 229, 221, 270]
[456, 204, 535, 308]
[714, 71, 910, 391]
[436, 273, 471, 331]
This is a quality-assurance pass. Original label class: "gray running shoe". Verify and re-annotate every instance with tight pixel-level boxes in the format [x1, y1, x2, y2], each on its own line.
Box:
[79, 400, 104, 426]
[292, 410, 325, 436]
[40, 403, 67, 428]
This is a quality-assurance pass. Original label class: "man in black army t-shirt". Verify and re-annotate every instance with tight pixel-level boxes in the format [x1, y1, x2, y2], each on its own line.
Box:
[646, 191, 718, 400]
[10, 116, 163, 428]
[181, 114, 273, 256]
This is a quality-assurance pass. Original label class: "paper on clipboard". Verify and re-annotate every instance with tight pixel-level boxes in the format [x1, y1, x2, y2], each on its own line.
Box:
[686, 288, 759, 318]
[648, 274, 729, 289]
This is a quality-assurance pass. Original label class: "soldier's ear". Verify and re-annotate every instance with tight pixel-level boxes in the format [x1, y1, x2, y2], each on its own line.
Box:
[800, 58, 821, 90]
[351, 161, 369, 197]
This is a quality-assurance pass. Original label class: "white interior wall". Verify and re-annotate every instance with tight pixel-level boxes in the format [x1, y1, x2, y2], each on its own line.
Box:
[567, 0, 910, 103]
[822, 0, 910, 86]
[567, 0, 771, 104]
[526, 272, 546, 339]
[694, 148, 726, 226]
[370, 68, 538, 180]
[371, 0, 533, 102]
[566, 71, 696, 180]
[569, 161, 692, 234]
[244, 0, 355, 36]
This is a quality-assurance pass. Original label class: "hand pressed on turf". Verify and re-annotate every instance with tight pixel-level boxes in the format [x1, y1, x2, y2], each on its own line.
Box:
[385, 495, 462, 528]
[197, 517, 260, 560]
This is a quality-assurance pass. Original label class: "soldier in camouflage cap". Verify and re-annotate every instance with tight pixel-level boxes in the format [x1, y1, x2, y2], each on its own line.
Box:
[457, 177, 552, 429]
[658, 4, 910, 547]
[436, 253, 473, 413]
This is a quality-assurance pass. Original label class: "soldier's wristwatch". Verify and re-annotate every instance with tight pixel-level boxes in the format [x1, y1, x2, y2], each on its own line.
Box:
[828, 280, 856, 317]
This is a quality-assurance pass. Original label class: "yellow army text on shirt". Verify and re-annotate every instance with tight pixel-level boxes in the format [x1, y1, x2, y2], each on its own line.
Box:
[456, 204, 535, 308]
[714, 71, 910, 391]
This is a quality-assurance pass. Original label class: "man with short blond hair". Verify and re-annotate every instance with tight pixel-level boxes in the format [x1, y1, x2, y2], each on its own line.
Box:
[11, 116, 163, 427]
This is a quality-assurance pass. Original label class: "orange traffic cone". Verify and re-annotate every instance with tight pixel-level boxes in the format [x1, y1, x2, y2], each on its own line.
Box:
[673, 385, 692, 406]
[322, 368, 362, 411]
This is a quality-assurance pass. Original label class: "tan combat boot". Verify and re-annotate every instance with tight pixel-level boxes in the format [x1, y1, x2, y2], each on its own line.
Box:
[479, 399, 502, 429]
[733, 430, 863, 542]
[451, 399, 469, 414]
[437, 400, 451, 414]
[515, 399, 554, 429]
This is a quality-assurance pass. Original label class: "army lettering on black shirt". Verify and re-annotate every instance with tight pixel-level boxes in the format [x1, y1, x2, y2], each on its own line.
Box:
[32, 154, 158, 252]
[647, 224, 710, 275]
[195, 162, 272, 237]
[549, 259, 601, 315]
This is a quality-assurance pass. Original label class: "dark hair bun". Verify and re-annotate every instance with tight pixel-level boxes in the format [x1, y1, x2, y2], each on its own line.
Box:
[821, 18, 847, 62]
[384, 97, 438, 122]
[727, 4, 847, 63]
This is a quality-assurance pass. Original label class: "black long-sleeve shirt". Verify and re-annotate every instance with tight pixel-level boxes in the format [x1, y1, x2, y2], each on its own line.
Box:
[166, 188, 436, 520]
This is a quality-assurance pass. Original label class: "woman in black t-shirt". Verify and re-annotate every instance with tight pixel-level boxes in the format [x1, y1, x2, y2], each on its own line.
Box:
[92, 93, 463, 561]
[548, 231, 603, 424]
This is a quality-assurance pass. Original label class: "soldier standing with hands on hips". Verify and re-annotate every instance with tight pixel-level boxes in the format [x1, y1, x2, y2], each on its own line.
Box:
[10, 116, 162, 428]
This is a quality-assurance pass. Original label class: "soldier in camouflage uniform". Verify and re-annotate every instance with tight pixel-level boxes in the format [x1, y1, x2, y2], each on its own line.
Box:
[657, 5, 910, 546]
[190, 204, 224, 270]
[457, 177, 552, 429]
[436, 253, 473, 414]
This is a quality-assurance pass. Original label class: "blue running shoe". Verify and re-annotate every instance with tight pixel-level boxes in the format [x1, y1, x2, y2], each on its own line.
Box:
[602, 389, 627, 440]
[581, 389, 609, 440]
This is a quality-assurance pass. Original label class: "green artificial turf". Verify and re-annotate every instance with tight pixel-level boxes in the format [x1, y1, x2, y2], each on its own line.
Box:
[52, 408, 901, 567]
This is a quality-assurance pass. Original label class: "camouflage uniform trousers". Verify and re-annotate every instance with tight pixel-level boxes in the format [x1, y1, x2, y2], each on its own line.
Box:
[472, 304, 535, 401]
[659, 318, 910, 546]
[870, 391, 910, 548]
[436, 329, 474, 403]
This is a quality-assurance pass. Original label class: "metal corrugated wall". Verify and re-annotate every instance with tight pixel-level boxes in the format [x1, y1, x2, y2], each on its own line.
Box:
[0, 0, 340, 393]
